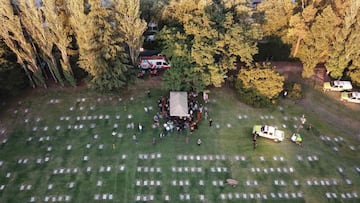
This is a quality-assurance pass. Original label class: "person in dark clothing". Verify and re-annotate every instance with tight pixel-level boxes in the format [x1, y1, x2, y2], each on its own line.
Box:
[252, 133, 258, 150]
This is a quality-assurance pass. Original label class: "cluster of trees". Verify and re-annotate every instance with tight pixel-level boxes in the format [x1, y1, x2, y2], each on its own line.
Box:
[259, 0, 360, 85]
[1, 0, 359, 104]
[156, 0, 359, 106]
[155, 0, 284, 105]
[158, 0, 261, 88]
[0, 0, 146, 91]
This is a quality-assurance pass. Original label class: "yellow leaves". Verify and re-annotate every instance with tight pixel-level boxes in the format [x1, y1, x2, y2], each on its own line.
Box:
[348, 68, 360, 86]
[288, 14, 308, 39]
[301, 4, 317, 23]
[237, 66, 285, 99]
[258, 0, 295, 36]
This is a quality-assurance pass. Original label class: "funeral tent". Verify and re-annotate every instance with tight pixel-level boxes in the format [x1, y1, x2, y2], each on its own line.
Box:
[170, 91, 189, 117]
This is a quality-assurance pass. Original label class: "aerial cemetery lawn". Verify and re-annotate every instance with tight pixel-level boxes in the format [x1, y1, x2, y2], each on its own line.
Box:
[0, 81, 359, 203]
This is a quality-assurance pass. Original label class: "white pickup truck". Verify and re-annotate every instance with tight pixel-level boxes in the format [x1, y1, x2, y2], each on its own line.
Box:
[252, 125, 285, 142]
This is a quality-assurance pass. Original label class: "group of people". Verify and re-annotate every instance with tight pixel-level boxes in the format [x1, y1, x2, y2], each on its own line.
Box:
[150, 92, 210, 145]
[155, 93, 207, 135]
[130, 91, 212, 146]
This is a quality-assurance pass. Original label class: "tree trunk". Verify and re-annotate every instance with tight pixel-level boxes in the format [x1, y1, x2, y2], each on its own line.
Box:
[50, 54, 64, 86]
[29, 57, 47, 88]
[129, 45, 136, 65]
[59, 47, 76, 86]
[60, 48, 73, 75]
[21, 62, 35, 88]
[302, 0, 306, 9]
[28, 63, 47, 88]
[293, 36, 302, 57]
[43, 56, 57, 83]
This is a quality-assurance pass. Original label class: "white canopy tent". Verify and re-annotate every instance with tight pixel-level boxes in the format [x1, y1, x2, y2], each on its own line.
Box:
[170, 91, 189, 117]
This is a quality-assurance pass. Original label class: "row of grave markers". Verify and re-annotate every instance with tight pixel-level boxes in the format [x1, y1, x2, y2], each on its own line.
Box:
[176, 154, 297, 161]
[52, 165, 126, 175]
[250, 167, 294, 173]
[30, 195, 71, 202]
[131, 178, 351, 188]
[58, 113, 144, 122]
[319, 135, 356, 151]
[1, 177, 351, 194]
[220, 192, 303, 200]
[325, 192, 358, 199]
[134, 192, 305, 202]
[8, 154, 350, 170]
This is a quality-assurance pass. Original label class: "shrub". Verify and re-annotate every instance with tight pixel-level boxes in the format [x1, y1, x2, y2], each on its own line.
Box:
[289, 83, 303, 99]
[235, 79, 273, 107]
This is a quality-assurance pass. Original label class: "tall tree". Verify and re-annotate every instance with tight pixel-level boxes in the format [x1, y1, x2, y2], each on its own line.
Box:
[288, 3, 318, 57]
[298, 5, 341, 77]
[326, 0, 360, 81]
[42, 0, 76, 86]
[17, 0, 64, 85]
[0, 0, 45, 87]
[160, 0, 261, 87]
[67, 0, 132, 91]
[115, 0, 147, 65]
[66, 1, 94, 75]
[260, 0, 360, 83]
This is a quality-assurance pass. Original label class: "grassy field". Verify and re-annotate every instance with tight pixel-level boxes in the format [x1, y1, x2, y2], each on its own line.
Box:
[0, 81, 359, 203]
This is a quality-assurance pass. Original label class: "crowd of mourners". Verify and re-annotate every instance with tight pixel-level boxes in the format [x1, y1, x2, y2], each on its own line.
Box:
[153, 92, 208, 136]
[130, 90, 210, 146]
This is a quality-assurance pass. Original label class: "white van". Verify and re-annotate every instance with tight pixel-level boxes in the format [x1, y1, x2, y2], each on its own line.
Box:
[323, 81, 352, 92]
[138, 55, 170, 70]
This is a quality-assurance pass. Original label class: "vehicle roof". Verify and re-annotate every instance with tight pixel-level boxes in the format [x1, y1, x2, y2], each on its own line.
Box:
[333, 81, 352, 86]
[264, 125, 275, 131]
[140, 56, 166, 60]
[351, 92, 360, 97]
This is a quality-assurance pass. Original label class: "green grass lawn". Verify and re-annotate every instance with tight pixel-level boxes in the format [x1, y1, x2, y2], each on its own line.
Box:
[0, 84, 359, 203]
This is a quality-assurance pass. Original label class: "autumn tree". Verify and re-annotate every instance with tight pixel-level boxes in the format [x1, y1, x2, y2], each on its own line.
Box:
[257, 0, 296, 37]
[159, 0, 261, 87]
[115, 0, 147, 65]
[66, 0, 132, 91]
[0, 0, 45, 87]
[235, 62, 285, 107]
[259, 0, 360, 84]
[42, 0, 76, 86]
[325, 0, 360, 83]
[17, 0, 66, 85]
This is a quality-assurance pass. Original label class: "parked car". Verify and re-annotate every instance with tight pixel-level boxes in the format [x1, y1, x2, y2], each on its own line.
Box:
[252, 125, 285, 142]
[340, 92, 360, 103]
[323, 81, 352, 92]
